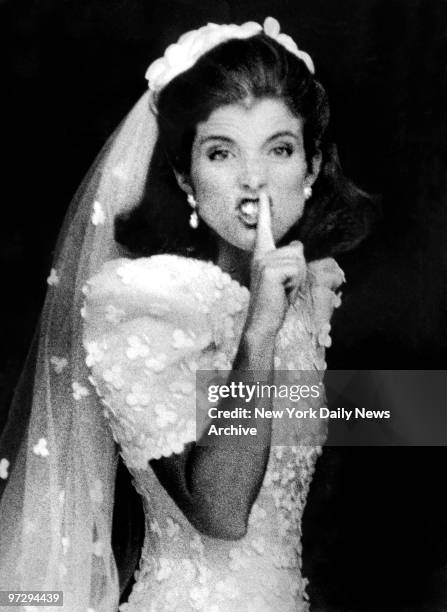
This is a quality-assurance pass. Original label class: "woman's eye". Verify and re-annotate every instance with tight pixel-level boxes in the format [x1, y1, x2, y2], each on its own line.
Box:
[208, 149, 232, 161]
[270, 144, 294, 158]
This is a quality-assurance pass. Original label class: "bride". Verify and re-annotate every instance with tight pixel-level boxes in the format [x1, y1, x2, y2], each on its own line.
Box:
[0, 17, 374, 611]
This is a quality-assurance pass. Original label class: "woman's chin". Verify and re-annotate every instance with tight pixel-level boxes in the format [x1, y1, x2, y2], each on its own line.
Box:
[215, 227, 257, 254]
[231, 235, 257, 253]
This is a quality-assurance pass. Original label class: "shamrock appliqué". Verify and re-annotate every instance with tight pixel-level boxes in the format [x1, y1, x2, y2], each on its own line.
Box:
[0, 458, 10, 479]
[50, 356, 68, 374]
[47, 268, 60, 286]
[72, 381, 90, 401]
[33, 438, 49, 457]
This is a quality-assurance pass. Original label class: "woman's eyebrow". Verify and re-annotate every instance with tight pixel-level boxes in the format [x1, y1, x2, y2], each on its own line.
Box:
[265, 130, 300, 143]
[198, 135, 234, 146]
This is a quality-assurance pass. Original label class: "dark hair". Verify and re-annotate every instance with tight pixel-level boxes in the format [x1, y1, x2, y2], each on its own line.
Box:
[116, 33, 378, 261]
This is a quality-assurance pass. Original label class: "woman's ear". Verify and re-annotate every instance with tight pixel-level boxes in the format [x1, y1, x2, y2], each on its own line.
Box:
[174, 171, 193, 196]
[307, 151, 322, 186]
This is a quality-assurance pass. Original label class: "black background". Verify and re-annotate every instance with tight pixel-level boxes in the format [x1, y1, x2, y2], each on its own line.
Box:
[1, 0, 447, 609]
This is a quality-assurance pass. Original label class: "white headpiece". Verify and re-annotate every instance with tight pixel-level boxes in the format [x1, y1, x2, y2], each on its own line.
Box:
[146, 16, 315, 98]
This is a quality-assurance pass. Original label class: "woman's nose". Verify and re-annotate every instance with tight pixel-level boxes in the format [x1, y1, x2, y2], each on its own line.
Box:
[238, 159, 267, 191]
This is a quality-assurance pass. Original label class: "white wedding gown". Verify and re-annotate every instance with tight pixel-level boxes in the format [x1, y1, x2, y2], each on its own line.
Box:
[83, 254, 344, 611]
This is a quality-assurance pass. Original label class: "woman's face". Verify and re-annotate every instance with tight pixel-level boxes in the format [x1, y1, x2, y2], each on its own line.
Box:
[178, 97, 320, 252]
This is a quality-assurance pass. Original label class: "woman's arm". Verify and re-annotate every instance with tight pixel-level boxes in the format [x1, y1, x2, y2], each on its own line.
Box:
[150, 327, 276, 540]
[150, 195, 306, 540]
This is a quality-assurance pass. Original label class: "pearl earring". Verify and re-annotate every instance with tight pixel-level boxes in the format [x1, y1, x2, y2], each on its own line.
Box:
[187, 193, 199, 229]
[304, 185, 312, 200]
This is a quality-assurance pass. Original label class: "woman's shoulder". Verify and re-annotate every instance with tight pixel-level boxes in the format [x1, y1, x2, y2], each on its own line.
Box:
[303, 257, 345, 348]
[82, 254, 249, 333]
[307, 257, 345, 291]
[86, 254, 222, 292]
[86, 254, 247, 296]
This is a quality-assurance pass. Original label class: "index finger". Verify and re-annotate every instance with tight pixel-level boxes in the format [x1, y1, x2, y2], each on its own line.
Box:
[254, 192, 275, 256]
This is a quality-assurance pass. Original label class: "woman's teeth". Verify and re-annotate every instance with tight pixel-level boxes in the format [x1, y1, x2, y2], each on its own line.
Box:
[238, 200, 259, 224]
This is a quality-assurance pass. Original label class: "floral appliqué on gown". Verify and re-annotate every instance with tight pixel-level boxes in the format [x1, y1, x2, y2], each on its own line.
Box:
[82, 254, 344, 612]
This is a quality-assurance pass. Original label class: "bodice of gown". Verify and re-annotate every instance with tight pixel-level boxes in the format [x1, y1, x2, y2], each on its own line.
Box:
[83, 254, 344, 612]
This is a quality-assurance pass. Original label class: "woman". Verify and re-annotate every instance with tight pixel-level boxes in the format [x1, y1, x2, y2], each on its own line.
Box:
[0, 17, 374, 611]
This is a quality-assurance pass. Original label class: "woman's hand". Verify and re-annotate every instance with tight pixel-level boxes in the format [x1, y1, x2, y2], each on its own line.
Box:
[244, 192, 307, 339]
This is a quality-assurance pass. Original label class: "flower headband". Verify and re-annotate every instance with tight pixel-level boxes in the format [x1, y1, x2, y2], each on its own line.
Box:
[145, 16, 315, 97]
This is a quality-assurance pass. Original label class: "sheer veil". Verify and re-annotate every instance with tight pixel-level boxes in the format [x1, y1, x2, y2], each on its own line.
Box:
[0, 90, 157, 611]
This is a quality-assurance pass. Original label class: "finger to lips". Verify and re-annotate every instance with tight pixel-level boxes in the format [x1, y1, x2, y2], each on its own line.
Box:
[254, 192, 275, 256]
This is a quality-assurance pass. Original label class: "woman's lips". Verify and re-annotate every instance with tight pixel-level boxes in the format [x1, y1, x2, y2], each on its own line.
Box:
[237, 198, 260, 226]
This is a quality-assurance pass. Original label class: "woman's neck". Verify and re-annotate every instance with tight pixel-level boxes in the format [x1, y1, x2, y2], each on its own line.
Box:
[216, 238, 251, 288]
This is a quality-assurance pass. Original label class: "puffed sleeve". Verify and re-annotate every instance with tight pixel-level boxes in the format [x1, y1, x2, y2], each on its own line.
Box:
[82, 256, 244, 469]
[307, 257, 345, 348]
